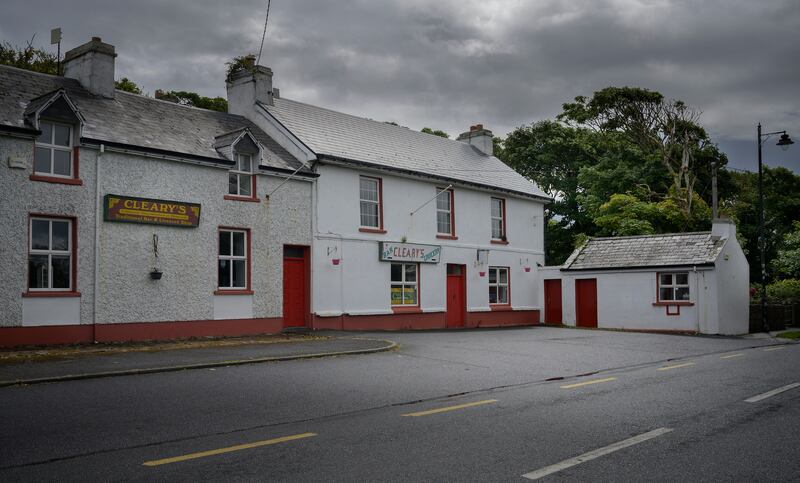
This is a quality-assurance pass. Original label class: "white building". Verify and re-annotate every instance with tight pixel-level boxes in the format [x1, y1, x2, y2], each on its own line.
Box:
[538, 219, 749, 335]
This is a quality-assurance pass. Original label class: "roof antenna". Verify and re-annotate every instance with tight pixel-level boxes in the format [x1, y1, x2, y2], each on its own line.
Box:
[256, 0, 272, 65]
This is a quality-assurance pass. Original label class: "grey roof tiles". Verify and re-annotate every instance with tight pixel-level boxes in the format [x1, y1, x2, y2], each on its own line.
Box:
[562, 232, 727, 271]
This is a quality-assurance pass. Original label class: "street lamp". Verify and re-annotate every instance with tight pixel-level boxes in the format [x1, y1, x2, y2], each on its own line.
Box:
[757, 123, 793, 333]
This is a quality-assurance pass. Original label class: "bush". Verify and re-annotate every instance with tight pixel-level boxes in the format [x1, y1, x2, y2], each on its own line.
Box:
[766, 279, 800, 304]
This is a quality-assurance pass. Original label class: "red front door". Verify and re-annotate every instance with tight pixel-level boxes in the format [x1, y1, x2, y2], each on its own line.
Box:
[446, 264, 466, 328]
[575, 278, 598, 328]
[283, 246, 308, 328]
[544, 279, 562, 325]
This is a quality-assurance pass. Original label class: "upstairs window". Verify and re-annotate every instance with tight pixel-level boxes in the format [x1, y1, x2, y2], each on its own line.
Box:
[218, 229, 248, 290]
[489, 266, 509, 305]
[359, 176, 382, 229]
[35, 121, 72, 178]
[229, 153, 254, 197]
[436, 188, 454, 236]
[29, 217, 73, 291]
[491, 197, 506, 240]
[658, 273, 690, 302]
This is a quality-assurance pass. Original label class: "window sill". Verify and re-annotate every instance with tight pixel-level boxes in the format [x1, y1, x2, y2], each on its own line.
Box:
[359, 227, 387, 234]
[224, 195, 260, 203]
[391, 306, 422, 314]
[436, 234, 458, 240]
[652, 301, 694, 306]
[489, 304, 513, 311]
[490, 239, 509, 245]
[22, 291, 81, 298]
[30, 174, 83, 186]
[214, 290, 254, 296]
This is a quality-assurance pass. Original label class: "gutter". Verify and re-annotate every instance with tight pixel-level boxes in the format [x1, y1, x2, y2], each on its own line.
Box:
[561, 263, 716, 272]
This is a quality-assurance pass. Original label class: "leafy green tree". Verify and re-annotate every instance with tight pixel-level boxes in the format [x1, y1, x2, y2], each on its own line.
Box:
[772, 222, 800, 279]
[115, 77, 142, 94]
[766, 279, 800, 304]
[155, 89, 228, 113]
[0, 38, 58, 75]
[420, 127, 449, 138]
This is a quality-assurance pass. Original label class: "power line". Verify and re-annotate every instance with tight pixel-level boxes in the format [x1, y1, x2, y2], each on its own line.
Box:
[256, 0, 272, 65]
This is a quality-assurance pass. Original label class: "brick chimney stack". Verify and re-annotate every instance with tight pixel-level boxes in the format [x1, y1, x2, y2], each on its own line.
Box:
[63, 37, 117, 98]
[457, 124, 494, 156]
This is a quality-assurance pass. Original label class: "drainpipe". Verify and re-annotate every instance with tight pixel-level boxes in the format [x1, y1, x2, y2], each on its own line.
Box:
[92, 144, 104, 343]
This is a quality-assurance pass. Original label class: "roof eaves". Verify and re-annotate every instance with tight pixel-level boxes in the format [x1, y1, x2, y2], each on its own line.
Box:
[561, 262, 716, 272]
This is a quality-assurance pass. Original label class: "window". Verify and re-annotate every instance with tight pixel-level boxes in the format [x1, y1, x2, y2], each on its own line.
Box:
[491, 197, 506, 240]
[228, 153, 254, 197]
[218, 229, 248, 290]
[28, 217, 72, 291]
[489, 266, 509, 304]
[359, 176, 382, 229]
[390, 263, 418, 306]
[34, 121, 72, 178]
[436, 188, 454, 236]
[658, 272, 690, 302]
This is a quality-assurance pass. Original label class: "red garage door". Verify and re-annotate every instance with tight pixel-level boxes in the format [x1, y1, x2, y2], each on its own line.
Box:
[575, 278, 597, 328]
[283, 246, 308, 328]
[544, 279, 562, 325]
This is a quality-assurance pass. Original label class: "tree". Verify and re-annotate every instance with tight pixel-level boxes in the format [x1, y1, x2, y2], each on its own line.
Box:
[155, 90, 228, 113]
[772, 222, 800, 279]
[115, 77, 142, 95]
[0, 37, 58, 75]
[420, 127, 449, 138]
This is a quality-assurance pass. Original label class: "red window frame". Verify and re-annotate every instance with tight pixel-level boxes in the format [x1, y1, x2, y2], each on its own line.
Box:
[23, 213, 81, 298]
[224, 152, 259, 202]
[214, 226, 253, 295]
[30, 120, 82, 186]
[490, 197, 508, 244]
[359, 175, 386, 234]
[654, 271, 693, 306]
[435, 187, 457, 240]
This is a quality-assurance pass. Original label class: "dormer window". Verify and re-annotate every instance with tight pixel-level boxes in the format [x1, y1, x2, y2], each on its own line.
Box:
[229, 153, 254, 197]
[35, 121, 73, 178]
[218, 129, 260, 202]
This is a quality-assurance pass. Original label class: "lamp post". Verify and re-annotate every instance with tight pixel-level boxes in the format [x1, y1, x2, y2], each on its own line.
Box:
[757, 123, 793, 333]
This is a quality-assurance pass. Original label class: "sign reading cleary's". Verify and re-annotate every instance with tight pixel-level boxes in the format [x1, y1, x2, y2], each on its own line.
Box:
[104, 194, 201, 228]
[379, 242, 441, 264]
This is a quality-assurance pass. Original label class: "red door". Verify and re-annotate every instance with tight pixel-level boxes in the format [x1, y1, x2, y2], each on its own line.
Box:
[575, 278, 598, 328]
[446, 264, 466, 328]
[544, 279, 562, 325]
[283, 246, 308, 328]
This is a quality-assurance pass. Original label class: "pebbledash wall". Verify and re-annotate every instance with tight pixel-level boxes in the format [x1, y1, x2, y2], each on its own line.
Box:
[0, 135, 312, 346]
[311, 163, 546, 330]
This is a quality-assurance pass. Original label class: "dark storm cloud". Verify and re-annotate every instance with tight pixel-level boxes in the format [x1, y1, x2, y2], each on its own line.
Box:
[1, 0, 797, 170]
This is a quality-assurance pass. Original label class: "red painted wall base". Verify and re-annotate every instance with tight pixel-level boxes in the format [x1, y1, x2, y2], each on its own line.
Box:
[313, 310, 539, 331]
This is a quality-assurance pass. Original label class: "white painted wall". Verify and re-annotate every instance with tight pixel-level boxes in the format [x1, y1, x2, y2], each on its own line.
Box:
[312, 164, 545, 316]
[714, 236, 750, 334]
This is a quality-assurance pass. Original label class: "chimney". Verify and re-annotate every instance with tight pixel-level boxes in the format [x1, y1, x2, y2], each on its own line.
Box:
[226, 58, 274, 115]
[457, 124, 494, 156]
[63, 37, 117, 98]
[711, 218, 736, 240]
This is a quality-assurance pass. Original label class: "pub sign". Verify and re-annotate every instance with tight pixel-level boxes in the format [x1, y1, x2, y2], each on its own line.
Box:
[104, 194, 201, 228]
[379, 242, 441, 264]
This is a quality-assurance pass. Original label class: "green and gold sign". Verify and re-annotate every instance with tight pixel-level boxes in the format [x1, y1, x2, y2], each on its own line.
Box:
[103, 194, 201, 228]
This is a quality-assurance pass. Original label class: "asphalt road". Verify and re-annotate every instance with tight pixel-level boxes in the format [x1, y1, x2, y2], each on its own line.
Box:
[1, 327, 798, 481]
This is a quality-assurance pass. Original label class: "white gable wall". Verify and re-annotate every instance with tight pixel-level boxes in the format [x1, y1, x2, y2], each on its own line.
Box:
[714, 237, 750, 334]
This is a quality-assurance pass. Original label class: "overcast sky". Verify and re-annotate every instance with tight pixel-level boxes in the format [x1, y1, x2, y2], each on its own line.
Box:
[2, 0, 798, 172]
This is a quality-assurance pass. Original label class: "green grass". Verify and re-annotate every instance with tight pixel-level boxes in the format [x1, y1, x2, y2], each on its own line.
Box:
[776, 331, 800, 340]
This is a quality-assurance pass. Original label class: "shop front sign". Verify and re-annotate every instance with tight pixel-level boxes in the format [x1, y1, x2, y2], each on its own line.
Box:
[379, 241, 441, 264]
[104, 194, 201, 228]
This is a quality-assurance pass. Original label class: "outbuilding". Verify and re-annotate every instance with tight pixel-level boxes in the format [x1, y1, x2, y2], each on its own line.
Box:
[539, 219, 749, 335]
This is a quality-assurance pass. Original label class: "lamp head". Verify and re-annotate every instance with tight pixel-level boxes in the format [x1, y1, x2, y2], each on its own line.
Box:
[777, 133, 794, 151]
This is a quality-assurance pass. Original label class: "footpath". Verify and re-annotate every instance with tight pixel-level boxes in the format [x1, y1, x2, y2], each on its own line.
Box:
[0, 333, 396, 387]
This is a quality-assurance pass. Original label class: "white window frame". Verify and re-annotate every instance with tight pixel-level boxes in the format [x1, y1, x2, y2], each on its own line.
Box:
[658, 272, 690, 302]
[488, 266, 509, 305]
[359, 176, 382, 229]
[390, 262, 419, 306]
[229, 153, 254, 197]
[28, 217, 72, 291]
[218, 229, 248, 290]
[436, 188, 454, 236]
[491, 197, 506, 240]
[34, 120, 73, 178]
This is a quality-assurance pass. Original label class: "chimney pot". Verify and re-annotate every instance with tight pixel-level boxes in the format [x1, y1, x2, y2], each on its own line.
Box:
[243, 55, 256, 68]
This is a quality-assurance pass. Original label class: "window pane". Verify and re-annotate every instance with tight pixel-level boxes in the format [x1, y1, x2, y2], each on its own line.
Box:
[491, 198, 502, 217]
[489, 268, 497, 284]
[238, 154, 252, 172]
[436, 191, 450, 210]
[52, 255, 70, 289]
[403, 286, 417, 305]
[51, 221, 69, 251]
[360, 201, 378, 227]
[218, 259, 231, 287]
[360, 178, 378, 201]
[447, 265, 462, 276]
[232, 231, 245, 257]
[676, 287, 690, 301]
[232, 260, 246, 288]
[238, 174, 252, 196]
[284, 246, 304, 258]
[404, 264, 416, 282]
[498, 286, 508, 304]
[38, 122, 53, 143]
[53, 150, 71, 176]
[390, 263, 402, 282]
[34, 147, 51, 173]
[28, 254, 49, 289]
[489, 286, 497, 304]
[675, 273, 688, 285]
[660, 274, 672, 286]
[499, 268, 508, 284]
[492, 219, 502, 238]
[660, 287, 674, 301]
[437, 212, 450, 234]
[219, 231, 231, 256]
[53, 124, 70, 146]
[228, 172, 238, 195]
[31, 219, 50, 249]
[391, 284, 403, 305]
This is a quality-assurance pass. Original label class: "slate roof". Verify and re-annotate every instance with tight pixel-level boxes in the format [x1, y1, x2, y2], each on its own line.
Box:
[262, 97, 549, 200]
[561, 232, 727, 271]
[0, 65, 304, 172]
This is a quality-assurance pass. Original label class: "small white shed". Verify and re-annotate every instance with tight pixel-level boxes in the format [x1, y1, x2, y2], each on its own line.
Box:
[539, 219, 749, 335]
